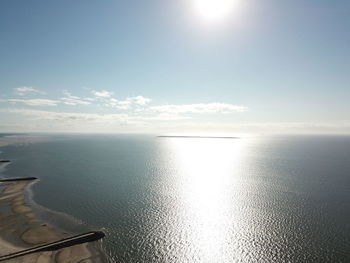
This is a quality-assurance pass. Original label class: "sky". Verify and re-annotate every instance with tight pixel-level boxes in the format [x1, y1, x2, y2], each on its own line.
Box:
[0, 0, 349, 134]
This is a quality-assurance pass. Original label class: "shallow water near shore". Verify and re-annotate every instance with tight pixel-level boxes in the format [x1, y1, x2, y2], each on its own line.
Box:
[1, 134, 350, 262]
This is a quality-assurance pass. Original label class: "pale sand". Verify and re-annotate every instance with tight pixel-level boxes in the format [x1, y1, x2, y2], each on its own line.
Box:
[0, 180, 108, 262]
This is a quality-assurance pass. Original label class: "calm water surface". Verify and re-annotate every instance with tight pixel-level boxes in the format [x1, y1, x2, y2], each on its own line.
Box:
[1, 134, 350, 262]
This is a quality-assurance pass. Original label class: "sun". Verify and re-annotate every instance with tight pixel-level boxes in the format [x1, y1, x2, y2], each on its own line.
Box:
[193, 0, 238, 23]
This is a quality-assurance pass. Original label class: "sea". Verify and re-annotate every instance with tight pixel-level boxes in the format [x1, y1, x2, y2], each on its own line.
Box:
[0, 134, 349, 262]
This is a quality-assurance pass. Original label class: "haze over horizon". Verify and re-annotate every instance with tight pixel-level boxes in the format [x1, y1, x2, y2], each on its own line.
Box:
[1, 0, 349, 134]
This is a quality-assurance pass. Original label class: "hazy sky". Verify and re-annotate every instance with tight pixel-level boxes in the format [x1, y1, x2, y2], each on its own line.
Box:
[0, 0, 349, 134]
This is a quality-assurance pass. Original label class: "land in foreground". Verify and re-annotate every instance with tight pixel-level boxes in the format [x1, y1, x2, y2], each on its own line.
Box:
[0, 176, 108, 262]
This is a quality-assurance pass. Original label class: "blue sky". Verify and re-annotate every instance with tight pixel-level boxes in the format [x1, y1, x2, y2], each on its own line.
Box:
[0, 0, 349, 134]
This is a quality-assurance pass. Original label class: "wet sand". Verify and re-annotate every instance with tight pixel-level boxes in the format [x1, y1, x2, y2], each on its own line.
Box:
[0, 178, 108, 262]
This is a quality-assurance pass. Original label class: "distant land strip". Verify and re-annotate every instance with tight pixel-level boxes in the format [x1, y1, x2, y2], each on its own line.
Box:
[158, 136, 239, 139]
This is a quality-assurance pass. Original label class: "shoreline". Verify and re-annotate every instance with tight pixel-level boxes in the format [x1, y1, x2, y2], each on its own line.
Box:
[0, 155, 109, 262]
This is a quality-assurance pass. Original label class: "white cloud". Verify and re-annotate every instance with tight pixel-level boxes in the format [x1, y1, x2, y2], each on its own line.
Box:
[150, 103, 248, 114]
[126, 96, 151, 105]
[139, 113, 189, 121]
[2, 108, 129, 123]
[14, 86, 45, 96]
[61, 91, 92, 106]
[2, 108, 349, 134]
[106, 98, 131, 110]
[61, 98, 91, 106]
[105, 96, 151, 109]
[6, 99, 59, 106]
[92, 90, 113, 98]
[0, 108, 188, 124]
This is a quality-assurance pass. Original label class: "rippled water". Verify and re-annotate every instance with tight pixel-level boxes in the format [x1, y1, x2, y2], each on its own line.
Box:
[1, 135, 350, 262]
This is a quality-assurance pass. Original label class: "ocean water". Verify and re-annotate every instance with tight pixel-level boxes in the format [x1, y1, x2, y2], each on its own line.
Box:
[1, 134, 350, 262]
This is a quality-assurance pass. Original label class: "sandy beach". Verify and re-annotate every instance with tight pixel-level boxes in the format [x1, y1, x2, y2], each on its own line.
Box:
[0, 177, 108, 262]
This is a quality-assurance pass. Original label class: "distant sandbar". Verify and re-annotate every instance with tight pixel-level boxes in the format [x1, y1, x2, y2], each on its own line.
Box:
[158, 136, 239, 139]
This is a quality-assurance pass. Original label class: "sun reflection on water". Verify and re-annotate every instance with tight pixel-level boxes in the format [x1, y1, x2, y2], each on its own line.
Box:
[164, 138, 247, 261]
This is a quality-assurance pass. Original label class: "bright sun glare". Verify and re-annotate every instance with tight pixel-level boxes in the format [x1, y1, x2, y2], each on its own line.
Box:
[193, 0, 238, 23]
